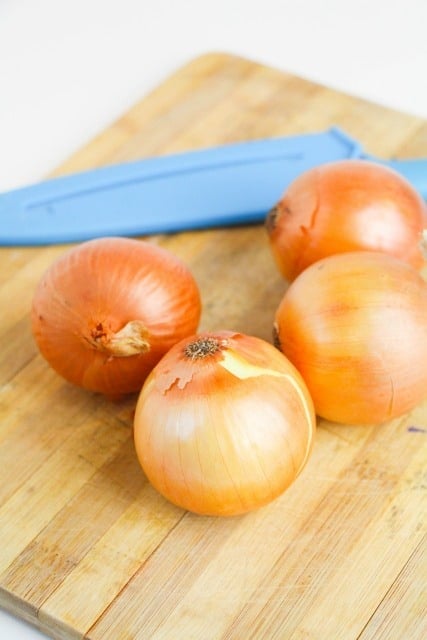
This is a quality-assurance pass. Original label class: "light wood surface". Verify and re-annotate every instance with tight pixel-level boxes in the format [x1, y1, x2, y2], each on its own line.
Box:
[0, 52, 426, 640]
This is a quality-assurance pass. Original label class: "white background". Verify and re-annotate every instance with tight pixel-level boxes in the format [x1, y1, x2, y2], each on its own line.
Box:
[0, 0, 426, 637]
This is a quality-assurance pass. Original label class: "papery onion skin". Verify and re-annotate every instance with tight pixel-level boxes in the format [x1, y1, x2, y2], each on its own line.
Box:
[266, 159, 427, 281]
[31, 237, 201, 398]
[133, 331, 316, 516]
[274, 251, 427, 425]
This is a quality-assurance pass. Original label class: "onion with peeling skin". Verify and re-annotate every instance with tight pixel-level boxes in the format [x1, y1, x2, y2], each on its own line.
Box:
[31, 237, 201, 398]
[133, 331, 316, 516]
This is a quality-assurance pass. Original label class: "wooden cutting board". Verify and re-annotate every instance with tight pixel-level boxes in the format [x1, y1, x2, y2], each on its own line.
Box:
[0, 53, 426, 640]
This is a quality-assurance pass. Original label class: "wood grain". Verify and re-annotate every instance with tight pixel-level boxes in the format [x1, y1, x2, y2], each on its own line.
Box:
[0, 52, 426, 640]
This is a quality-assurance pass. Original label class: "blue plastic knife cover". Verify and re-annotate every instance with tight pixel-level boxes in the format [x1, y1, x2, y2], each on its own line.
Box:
[0, 126, 426, 245]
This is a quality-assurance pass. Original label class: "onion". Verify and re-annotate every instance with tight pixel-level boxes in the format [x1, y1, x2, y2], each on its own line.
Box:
[274, 251, 427, 425]
[31, 237, 201, 398]
[133, 331, 316, 516]
[266, 159, 427, 281]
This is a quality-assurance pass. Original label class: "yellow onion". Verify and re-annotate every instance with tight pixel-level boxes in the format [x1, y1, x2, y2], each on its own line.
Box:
[274, 251, 427, 425]
[134, 331, 316, 516]
[32, 237, 201, 398]
[266, 159, 427, 281]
